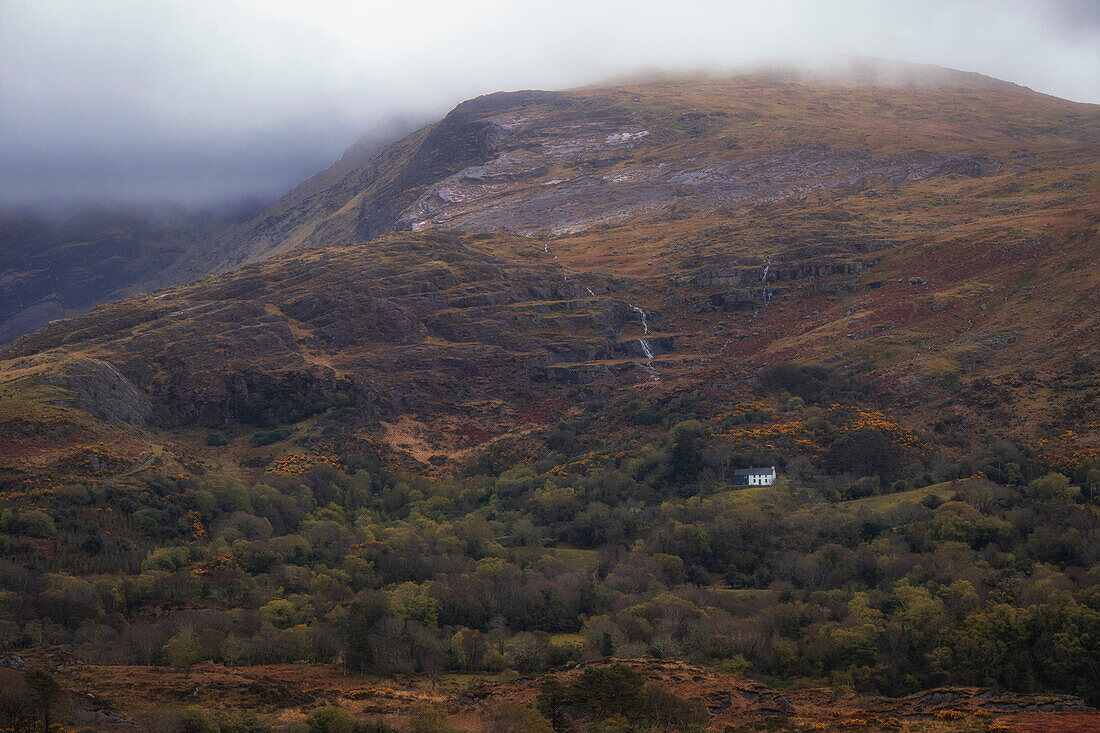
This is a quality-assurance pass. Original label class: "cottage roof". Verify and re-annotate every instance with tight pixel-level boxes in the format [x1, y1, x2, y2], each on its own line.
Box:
[734, 466, 775, 477]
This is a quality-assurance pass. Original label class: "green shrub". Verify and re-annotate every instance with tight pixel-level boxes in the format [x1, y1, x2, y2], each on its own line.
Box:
[14, 510, 55, 538]
[1028, 472, 1071, 501]
[921, 493, 945, 509]
[179, 707, 220, 733]
[756, 363, 870, 403]
[141, 545, 189, 572]
[260, 598, 302, 630]
[937, 368, 962, 391]
[251, 426, 293, 447]
[631, 407, 664, 426]
[307, 706, 357, 733]
[644, 683, 708, 731]
[407, 705, 460, 733]
[133, 507, 163, 536]
[163, 628, 204, 667]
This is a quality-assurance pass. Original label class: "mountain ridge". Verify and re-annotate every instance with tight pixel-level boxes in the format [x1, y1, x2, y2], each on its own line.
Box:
[155, 63, 1100, 284]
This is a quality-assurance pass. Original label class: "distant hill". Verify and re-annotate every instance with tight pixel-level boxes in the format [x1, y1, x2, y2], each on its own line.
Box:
[0, 203, 263, 342]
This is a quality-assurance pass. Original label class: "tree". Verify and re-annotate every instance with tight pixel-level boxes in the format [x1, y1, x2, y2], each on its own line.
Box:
[536, 679, 569, 733]
[569, 665, 644, 721]
[451, 627, 487, 670]
[26, 669, 60, 733]
[260, 598, 301, 630]
[825, 428, 907, 482]
[390, 582, 440, 627]
[668, 420, 705, 484]
[0, 673, 33, 731]
[163, 628, 203, 667]
[1083, 468, 1100, 503]
[599, 631, 615, 657]
[508, 632, 551, 674]
[1028, 472, 1071, 502]
[346, 602, 374, 673]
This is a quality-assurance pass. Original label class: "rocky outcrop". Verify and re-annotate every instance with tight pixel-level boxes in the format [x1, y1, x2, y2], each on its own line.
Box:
[691, 261, 865, 290]
[690, 259, 866, 311]
[146, 72, 1028, 286]
[397, 143, 992, 238]
[42, 358, 153, 427]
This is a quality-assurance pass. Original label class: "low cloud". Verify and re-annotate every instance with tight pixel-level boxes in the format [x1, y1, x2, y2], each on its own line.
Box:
[2, 0, 1098, 206]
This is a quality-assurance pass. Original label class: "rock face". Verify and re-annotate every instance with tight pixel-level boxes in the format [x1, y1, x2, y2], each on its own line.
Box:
[42, 358, 153, 427]
[399, 147, 988, 237]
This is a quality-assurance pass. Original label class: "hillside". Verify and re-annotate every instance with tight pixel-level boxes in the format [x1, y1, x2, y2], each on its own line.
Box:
[1, 66, 1099, 731]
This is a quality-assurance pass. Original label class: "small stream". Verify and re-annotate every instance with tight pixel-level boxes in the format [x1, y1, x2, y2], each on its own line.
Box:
[630, 304, 659, 381]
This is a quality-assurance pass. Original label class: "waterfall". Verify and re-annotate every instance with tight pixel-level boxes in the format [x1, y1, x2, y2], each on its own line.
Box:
[630, 305, 650, 334]
[762, 260, 772, 303]
[630, 304, 659, 381]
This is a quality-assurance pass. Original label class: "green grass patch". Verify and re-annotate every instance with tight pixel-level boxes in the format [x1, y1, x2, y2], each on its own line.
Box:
[0, 377, 77, 422]
[433, 671, 503, 691]
[550, 633, 586, 645]
[713, 588, 776, 599]
[843, 481, 956, 510]
[545, 547, 600, 569]
[710, 478, 794, 506]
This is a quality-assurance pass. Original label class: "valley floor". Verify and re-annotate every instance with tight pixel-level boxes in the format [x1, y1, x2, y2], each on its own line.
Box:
[5, 652, 1096, 732]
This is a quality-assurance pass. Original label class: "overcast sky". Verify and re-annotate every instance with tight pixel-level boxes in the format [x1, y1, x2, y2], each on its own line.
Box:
[2, 0, 1099, 207]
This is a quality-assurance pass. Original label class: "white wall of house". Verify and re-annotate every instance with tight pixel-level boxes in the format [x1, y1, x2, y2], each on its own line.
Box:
[749, 468, 777, 486]
[737, 467, 777, 487]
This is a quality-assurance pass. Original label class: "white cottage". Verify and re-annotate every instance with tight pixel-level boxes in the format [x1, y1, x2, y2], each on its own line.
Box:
[733, 466, 777, 487]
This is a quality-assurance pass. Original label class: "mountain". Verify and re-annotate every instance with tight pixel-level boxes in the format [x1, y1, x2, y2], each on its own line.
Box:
[167, 63, 1094, 269]
[2, 65, 1100, 729]
[4, 65, 1098, 481]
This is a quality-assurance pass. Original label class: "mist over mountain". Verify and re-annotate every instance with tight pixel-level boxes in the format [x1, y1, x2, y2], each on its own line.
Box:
[2, 1, 1100, 208]
[0, 123, 420, 341]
